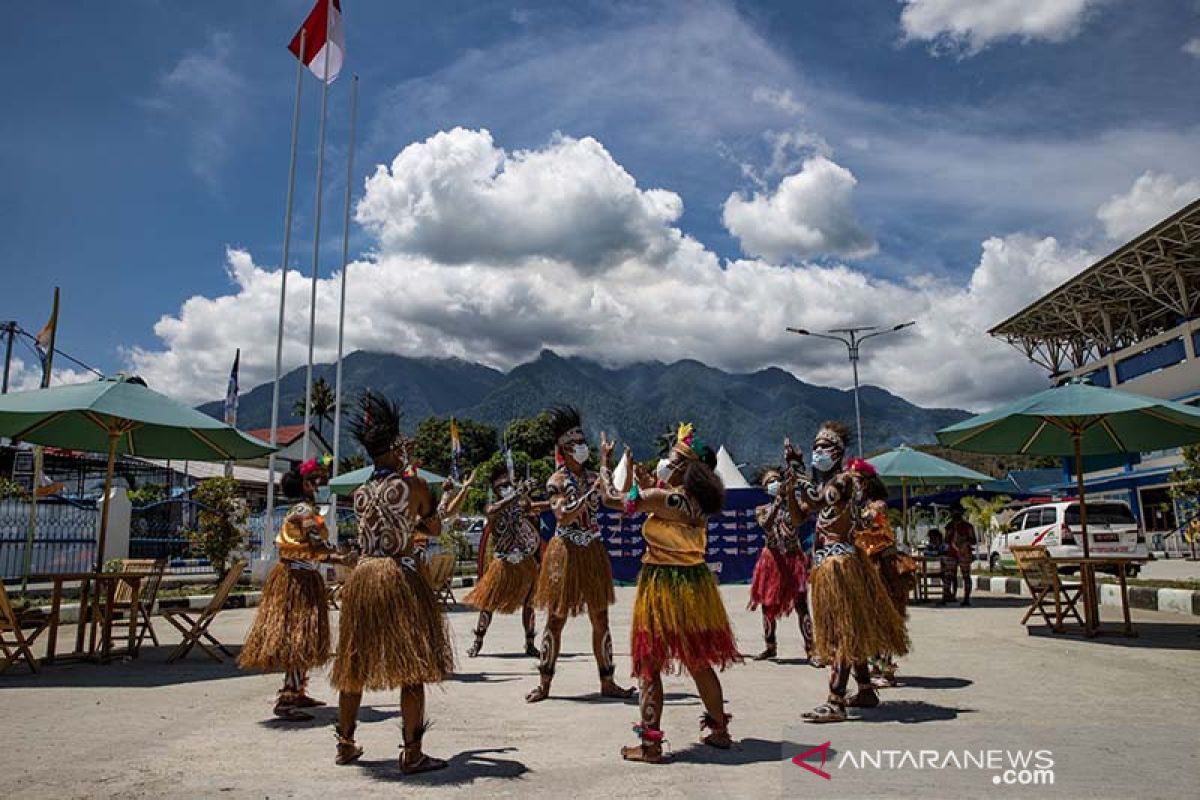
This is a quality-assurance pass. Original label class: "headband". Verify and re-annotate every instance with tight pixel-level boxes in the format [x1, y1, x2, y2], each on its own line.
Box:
[815, 427, 846, 450]
[299, 454, 332, 477]
[846, 458, 877, 477]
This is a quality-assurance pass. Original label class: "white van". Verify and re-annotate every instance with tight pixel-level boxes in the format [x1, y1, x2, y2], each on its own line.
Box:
[991, 501, 1147, 575]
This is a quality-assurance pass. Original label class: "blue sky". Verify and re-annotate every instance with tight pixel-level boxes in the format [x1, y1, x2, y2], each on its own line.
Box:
[3, 0, 1199, 409]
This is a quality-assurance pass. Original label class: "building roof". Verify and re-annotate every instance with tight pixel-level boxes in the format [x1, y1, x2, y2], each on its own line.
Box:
[246, 424, 330, 450]
[135, 458, 276, 487]
[990, 198, 1200, 374]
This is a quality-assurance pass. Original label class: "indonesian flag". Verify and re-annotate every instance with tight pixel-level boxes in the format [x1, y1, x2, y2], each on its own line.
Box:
[288, 0, 345, 83]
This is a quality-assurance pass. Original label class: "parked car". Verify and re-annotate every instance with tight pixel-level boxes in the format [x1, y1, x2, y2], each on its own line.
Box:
[990, 500, 1146, 575]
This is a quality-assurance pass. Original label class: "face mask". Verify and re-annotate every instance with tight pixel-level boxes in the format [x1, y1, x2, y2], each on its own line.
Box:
[766, 481, 780, 497]
[812, 450, 835, 473]
[655, 458, 673, 484]
[499, 485, 515, 499]
[571, 444, 590, 464]
[315, 485, 331, 504]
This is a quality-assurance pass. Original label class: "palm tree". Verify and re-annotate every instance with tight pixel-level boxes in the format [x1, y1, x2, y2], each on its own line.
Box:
[339, 453, 366, 473]
[292, 377, 338, 436]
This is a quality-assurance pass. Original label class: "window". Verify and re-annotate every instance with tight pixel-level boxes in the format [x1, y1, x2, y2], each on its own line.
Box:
[1065, 503, 1135, 526]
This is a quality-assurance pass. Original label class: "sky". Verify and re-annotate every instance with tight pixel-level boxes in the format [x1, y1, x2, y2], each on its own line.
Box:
[2, 0, 1199, 411]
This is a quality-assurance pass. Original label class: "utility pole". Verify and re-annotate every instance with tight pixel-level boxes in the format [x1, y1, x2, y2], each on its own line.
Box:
[1, 321, 18, 394]
[787, 322, 916, 458]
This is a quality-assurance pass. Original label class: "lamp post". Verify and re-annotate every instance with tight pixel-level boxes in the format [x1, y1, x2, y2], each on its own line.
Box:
[787, 322, 916, 458]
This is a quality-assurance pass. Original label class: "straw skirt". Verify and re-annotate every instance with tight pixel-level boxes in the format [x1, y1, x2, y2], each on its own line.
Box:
[239, 562, 330, 672]
[810, 550, 909, 665]
[630, 563, 740, 680]
[748, 548, 808, 621]
[330, 556, 455, 692]
[533, 537, 615, 617]
[465, 556, 539, 614]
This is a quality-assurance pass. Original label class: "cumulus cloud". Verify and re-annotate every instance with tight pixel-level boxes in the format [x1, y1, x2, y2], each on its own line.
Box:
[1184, 37, 1200, 59]
[899, 0, 1102, 56]
[1096, 171, 1200, 240]
[355, 128, 684, 271]
[4, 358, 95, 393]
[722, 156, 877, 261]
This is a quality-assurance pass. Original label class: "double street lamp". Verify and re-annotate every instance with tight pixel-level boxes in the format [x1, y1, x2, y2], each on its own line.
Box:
[787, 322, 916, 458]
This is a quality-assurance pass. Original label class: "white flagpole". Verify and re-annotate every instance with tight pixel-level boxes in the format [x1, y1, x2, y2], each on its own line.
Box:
[266, 28, 306, 537]
[302, 33, 332, 463]
[330, 73, 358, 523]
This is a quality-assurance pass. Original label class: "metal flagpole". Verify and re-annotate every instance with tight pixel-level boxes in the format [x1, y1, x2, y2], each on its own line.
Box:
[330, 73, 358, 524]
[21, 288, 59, 592]
[302, 37, 332, 463]
[266, 28, 306, 538]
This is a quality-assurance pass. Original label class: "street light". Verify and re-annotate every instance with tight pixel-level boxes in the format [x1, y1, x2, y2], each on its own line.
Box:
[787, 321, 916, 458]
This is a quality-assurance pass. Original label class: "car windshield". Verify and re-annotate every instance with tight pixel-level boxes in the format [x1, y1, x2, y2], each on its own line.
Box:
[1065, 504, 1136, 526]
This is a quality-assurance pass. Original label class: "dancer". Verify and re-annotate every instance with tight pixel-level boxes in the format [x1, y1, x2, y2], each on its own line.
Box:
[793, 422, 909, 724]
[525, 405, 634, 703]
[464, 464, 542, 658]
[944, 505, 977, 606]
[330, 391, 456, 773]
[240, 456, 347, 721]
[847, 458, 916, 688]
[749, 454, 816, 664]
[603, 423, 740, 762]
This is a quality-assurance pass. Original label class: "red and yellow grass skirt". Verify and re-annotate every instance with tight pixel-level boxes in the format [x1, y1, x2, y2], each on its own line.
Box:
[748, 548, 808, 621]
[630, 563, 741, 680]
[533, 536, 615, 617]
[239, 562, 330, 672]
[464, 556, 539, 614]
[810, 550, 909, 665]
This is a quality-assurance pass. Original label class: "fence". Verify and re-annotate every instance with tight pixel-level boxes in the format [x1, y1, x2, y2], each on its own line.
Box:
[0, 497, 98, 580]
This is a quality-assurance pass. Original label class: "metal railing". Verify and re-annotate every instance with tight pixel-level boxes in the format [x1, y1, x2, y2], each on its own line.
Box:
[0, 496, 97, 580]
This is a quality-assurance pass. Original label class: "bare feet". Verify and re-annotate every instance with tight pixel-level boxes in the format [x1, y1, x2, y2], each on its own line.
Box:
[466, 640, 482, 658]
[846, 687, 880, 708]
[752, 646, 777, 661]
[273, 703, 314, 721]
[600, 680, 637, 699]
[525, 683, 551, 703]
[292, 694, 326, 708]
[334, 729, 363, 766]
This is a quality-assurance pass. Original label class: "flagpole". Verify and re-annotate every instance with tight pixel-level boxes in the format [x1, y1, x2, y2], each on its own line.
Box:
[266, 28, 306, 539]
[302, 37, 332, 463]
[330, 73, 358, 524]
[22, 287, 59, 592]
[224, 348, 240, 479]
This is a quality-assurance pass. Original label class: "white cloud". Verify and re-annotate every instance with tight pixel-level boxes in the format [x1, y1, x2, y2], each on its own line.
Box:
[355, 128, 684, 271]
[4, 358, 95, 393]
[144, 31, 246, 185]
[1096, 171, 1200, 240]
[899, 0, 1103, 56]
[722, 156, 877, 261]
[1184, 37, 1200, 59]
[751, 87, 804, 116]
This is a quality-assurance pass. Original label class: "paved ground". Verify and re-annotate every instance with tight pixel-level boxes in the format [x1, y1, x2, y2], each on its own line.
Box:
[1140, 558, 1200, 582]
[2, 585, 1197, 800]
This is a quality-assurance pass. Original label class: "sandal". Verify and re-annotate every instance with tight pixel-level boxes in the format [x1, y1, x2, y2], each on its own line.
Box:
[846, 688, 880, 708]
[801, 700, 848, 724]
[399, 752, 449, 775]
[273, 703, 314, 721]
[621, 725, 667, 763]
[700, 712, 733, 749]
[466, 639, 483, 658]
[524, 642, 540, 658]
[334, 728, 364, 766]
[600, 680, 637, 699]
[806, 653, 825, 669]
[293, 694, 327, 708]
[525, 683, 551, 703]
[752, 646, 777, 661]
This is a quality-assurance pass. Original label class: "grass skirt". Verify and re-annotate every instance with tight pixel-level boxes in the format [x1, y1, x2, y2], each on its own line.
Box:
[533, 536, 615, 617]
[464, 556, 539, 614]
[872, 551, 914, 618]
[748, 548, 808, 621]
[630, 563, 741, 680]
[810, 550, 909, 665]
[238, 563, 330, 672]
[330, 557, 455, 693]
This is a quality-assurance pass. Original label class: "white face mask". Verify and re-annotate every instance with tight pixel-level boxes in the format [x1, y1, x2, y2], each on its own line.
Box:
[655, 458, 673, 484]
[766, 480, 780, 497]
[571, 443, 590, 464]
[812, 450, 835, 473]
[499, 485, 515, 499]
[315, 485, 331, 504]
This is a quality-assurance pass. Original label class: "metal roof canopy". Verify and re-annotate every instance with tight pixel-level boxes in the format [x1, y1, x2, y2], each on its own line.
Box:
[990, 198, 1200, 375]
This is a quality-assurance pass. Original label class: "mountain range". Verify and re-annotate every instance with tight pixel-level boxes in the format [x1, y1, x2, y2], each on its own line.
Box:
[199, 350, 970, 466]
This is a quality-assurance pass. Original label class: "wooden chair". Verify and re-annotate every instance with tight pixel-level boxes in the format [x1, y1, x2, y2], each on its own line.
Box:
[1, 581, 50, 674]
[107, 558, 167, 655]
[326, 562, 352, 610]
[1011, 546, 1084, 632]
[162, 560, 246, 663]
[425, 553, 457, 607]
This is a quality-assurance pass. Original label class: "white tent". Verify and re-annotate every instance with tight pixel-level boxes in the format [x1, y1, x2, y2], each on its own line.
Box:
[714, 445, 751, 489]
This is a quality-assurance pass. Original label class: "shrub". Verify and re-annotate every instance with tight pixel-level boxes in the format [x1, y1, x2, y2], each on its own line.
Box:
[186, 477, 250, 575]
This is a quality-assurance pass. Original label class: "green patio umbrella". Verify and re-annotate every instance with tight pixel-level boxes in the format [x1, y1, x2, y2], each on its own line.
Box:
[329, 464, 447, 497]
[867, 444, 992, 545]
[0, 376, 275, 571]
[936, 380, 1200, 557]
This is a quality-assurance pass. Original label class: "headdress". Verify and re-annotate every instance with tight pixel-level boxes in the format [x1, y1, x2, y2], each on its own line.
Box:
[845, 458, 877, 477]
[299, 454, 332, 477]
[673, 421, 699, 459]
[545, 404, 584, 446]
[815, 422, 848, 451]
[350, 390, 410, 461]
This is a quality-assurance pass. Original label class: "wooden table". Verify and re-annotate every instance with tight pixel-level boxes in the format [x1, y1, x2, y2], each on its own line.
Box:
[1049, 557, 1146, 638]
[911, 555, 944, 603]
[36, 572, 144, 663]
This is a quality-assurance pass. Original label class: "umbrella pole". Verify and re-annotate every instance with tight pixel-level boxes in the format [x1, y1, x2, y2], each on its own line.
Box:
[1073, 432, 1089, 560]
[95, 432, 118, 571]
[902, 477, 909, 548]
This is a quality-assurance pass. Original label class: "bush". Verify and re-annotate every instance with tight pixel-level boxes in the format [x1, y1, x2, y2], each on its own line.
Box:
[0, 477, 29, 501]
[127, 484, 166, 507]
[186, 477, 250, 575]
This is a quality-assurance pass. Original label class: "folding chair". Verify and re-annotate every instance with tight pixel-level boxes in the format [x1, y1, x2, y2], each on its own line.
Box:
[425, 553, 457, 607]
[1, 581, 51, 674]
[163, 560, 246, 663]
[1011, 546, 1084, 633]
[106, 558, 167, 656]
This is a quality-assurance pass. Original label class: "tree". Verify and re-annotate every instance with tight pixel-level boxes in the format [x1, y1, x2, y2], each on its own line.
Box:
[960, 494, 1012, 554]
[292, 377, 338, 436]
[411, 416, 499, 476]
[463, 449, 556, 515]
[338, 453, 366, 473]
[503, 413, 557, 460]
[186, 477, 250, 576]
[1169, 445, 1200, 558]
